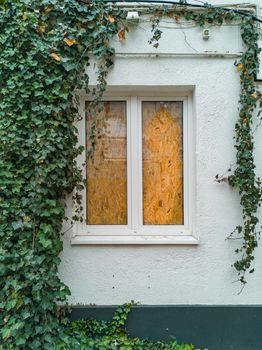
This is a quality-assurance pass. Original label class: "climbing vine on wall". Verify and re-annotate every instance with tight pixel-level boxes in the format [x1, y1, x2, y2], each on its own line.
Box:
[0, 1, 126, 348]
[145, 4, 262, 286]
[0, 0, 261, 348]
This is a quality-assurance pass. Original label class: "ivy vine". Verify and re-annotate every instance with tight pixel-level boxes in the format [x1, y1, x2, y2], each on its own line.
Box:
[67, 302, 207, 349]
[145, 4, 262, 285]
[0, 0, 261, 348]
[228, 18, 262, 285]
[0, 0, 126, 348]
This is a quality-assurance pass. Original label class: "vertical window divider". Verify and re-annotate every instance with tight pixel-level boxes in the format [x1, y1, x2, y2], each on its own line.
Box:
[137, 98, 143, 231]
[126, 97, 132, 230]
[130, 96, 140, 232]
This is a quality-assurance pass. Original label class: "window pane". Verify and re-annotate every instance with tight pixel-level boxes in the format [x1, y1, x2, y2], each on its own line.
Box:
[142, 101, 183, 225]
[86, 101, 127, 225]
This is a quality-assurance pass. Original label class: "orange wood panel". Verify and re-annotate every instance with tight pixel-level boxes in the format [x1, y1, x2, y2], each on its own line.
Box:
[143, 102, 183, 225]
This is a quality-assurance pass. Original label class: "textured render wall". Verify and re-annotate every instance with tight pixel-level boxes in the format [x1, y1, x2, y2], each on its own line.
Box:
[59, 2, 262, 305]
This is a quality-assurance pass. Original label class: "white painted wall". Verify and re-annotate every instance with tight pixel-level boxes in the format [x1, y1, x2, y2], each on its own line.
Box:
[59, 1, 262, 305]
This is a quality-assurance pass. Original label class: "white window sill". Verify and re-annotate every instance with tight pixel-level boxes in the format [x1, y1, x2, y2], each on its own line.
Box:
[71, 235, 199, 245]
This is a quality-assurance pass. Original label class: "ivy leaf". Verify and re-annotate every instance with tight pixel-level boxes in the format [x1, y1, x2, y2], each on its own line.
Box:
[118, 29, 126, 41]
[108, 15, 115, 23]
[64, 38, 76, 46]
[39, 235, 52, 248]
[237, 63, 243, 72]
[50, 52, 61, 62]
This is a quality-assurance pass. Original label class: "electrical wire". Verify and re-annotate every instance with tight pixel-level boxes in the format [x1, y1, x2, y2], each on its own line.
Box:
[104, 0, 262, 24]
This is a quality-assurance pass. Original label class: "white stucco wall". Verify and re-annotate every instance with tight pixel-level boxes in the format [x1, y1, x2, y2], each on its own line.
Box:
[59, 1, 262, 305]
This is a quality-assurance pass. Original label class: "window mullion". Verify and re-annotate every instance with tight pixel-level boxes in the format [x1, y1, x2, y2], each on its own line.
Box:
[137, 98, 143, 230]
[127, 97, 132, 229]
[130, 96, 141, 232]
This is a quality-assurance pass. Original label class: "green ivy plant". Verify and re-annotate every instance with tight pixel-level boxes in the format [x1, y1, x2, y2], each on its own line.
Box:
[0, 0, 261, 348]
[228, 18, 262, 285]
[145, 4, 262, 286]
[0, 0, 126, 348]
[63, 303, 208, 350]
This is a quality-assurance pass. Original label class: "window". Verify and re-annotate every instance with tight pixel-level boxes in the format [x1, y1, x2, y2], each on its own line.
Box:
[72, 92, 197, 244]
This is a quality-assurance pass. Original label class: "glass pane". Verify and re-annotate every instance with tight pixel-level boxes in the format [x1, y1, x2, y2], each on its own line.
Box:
[142, 101, 183, 225]
[86, 101, 127, 225]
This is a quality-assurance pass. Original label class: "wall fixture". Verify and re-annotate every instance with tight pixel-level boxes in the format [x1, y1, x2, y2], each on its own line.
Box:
[126, 11, 140, 23]
[202, 28, 210, 40]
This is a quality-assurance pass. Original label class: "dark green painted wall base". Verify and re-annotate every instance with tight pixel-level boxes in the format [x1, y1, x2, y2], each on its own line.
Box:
[70, 305, 262, 350]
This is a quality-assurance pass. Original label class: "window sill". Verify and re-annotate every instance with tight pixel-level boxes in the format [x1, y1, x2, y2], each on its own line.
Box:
[71, 235, 199, 245]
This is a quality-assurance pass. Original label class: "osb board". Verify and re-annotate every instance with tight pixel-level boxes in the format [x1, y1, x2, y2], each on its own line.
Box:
[86, 101, 183, 226]
[86, 101, 127, 225]
[143, 102, 183, 225]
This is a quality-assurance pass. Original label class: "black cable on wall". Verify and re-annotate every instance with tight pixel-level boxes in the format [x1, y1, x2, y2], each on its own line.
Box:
[104, 0, 262, 24]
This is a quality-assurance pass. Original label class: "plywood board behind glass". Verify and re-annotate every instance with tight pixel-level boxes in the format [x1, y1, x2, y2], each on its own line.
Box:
[86, 101, 127, 225]
[142, 101, 183, 225]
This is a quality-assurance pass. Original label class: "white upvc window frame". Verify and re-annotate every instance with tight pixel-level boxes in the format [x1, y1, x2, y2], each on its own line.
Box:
[71, 91, 198, 245]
